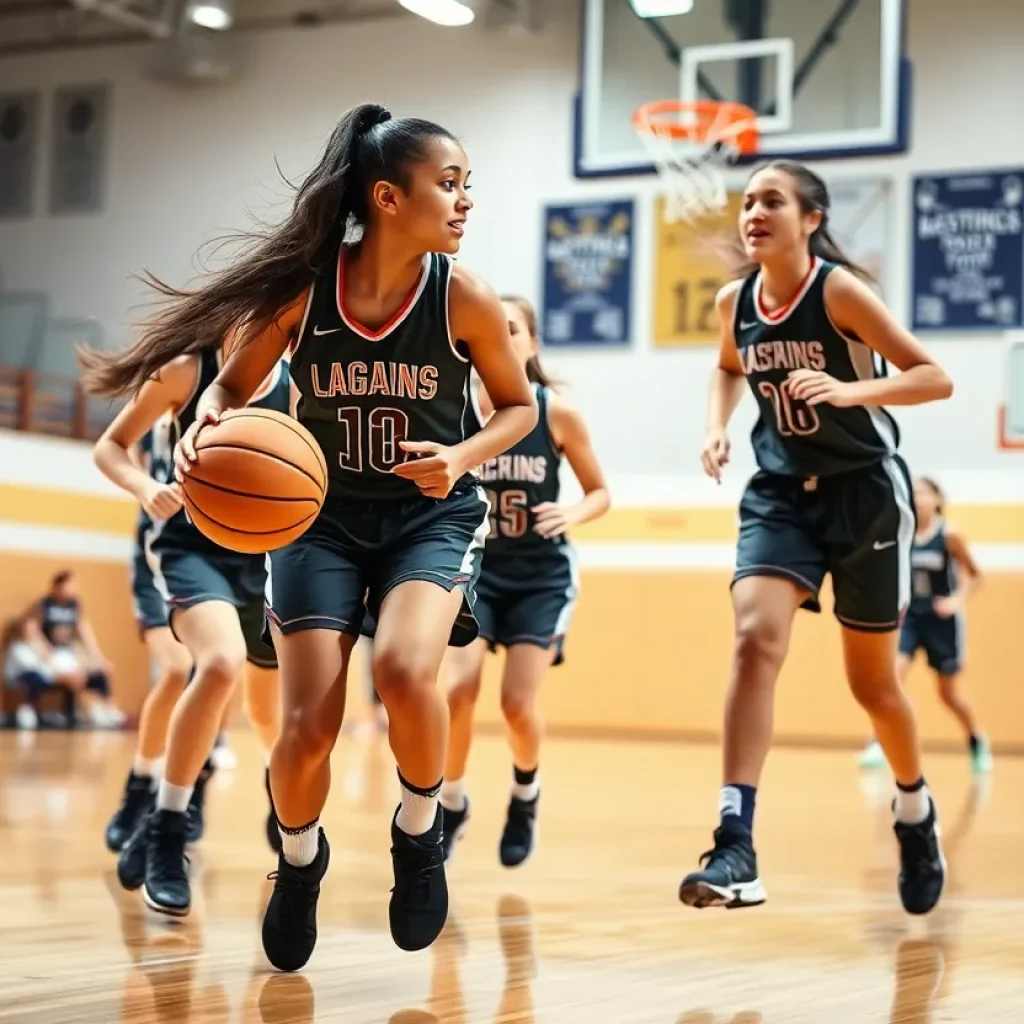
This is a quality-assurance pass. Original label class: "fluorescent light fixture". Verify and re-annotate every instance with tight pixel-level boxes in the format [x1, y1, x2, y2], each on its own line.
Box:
[398, 0, 475, 27]
[628, 0, 695, 16]
[189, 0, 233, 30]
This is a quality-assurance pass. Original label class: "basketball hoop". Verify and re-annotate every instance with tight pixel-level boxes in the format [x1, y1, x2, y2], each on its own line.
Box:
[632, 100, 760, 223]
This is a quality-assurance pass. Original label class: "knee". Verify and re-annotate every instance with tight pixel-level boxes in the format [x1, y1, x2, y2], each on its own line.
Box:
[733, 611, 789, 676]
[195, 647, 246, 693]
[278, 705, 336, 764]
[372, 645, 437, 710]
[937, 675, 960, 706]
[848, 669, 902, 714]
[448, 674, 482, 716]
[160, 654, 193, 693]
[500, 689, 536, 732]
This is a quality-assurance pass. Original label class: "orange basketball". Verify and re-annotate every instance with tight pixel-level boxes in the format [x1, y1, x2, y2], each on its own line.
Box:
[181, 408, 327, 554]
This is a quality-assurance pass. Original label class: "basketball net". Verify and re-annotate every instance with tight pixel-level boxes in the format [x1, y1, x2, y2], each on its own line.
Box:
[632, 100, 760, 224]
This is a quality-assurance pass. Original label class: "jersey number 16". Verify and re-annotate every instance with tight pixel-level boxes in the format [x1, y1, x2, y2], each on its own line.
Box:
[757, 381, 821, 436]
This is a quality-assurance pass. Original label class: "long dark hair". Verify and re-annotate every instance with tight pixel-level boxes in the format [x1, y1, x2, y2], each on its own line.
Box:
[728, 160, 874, 282]
[80, 104, 458, 397]
[499, 294, 562, 390]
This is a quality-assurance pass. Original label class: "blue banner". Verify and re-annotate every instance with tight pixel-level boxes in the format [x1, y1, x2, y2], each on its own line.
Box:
[541, 199, 633, 347]
[911, 169, 1024, 331]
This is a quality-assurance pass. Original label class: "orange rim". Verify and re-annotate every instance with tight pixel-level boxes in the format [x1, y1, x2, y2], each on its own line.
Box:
[632, 99, 760, 155]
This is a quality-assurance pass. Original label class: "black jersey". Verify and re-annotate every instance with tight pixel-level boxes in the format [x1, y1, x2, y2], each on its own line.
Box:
[465, 381, 565, 559]
[134, 418, 174, 544]
[288, 249, 472, 500]
[909, 519, 957, 615]
[40, 595, 79, 645]
[734, 258, 900, 478]
[150, 350, 291, 555]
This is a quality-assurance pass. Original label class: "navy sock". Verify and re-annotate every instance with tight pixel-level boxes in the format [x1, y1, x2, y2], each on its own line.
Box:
[719, 783, 757, 832]
[968, 734, 980, 755]
[513, 765, 538, 786]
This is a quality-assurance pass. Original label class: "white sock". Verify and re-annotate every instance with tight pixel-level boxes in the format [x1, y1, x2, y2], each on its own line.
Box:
[396, 775, 440, 836]
[280, 821, 320, 868]
[894, 782, 931, 825]
[512, 773, 540, 803]
[439, 778, 467, 812]
[157, 779, 193, 814]
[133, 755, 159, 779]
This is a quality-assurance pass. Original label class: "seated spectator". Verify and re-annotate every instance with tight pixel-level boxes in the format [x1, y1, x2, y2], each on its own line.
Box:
[25, 570, 126, 728]
[2, 616, 78, 728]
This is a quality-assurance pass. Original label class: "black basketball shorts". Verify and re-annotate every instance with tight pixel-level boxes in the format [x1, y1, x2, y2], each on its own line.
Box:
[899, 610, 964, 674]
[266, 483, 490, 648]
[146, 541, 277, 669]
[732, 455, 916, 633]
[471, 548, 579, 666]
[131, 542, 170, 635]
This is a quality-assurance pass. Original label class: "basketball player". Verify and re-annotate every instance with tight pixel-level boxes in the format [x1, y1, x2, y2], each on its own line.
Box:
[90, 104, 536, 969]
[859, 476, 990, 773]
[441, 295, 609, 867]
[87, 342, 288, 916]
[104, 424, 195, 853]
[678, 161, 953, 916]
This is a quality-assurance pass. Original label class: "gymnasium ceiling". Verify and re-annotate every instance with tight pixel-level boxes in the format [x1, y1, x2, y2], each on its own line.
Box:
[0, 0, 542, 56]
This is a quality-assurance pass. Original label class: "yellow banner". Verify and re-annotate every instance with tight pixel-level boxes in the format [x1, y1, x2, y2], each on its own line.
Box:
[652, 193, 743, 348]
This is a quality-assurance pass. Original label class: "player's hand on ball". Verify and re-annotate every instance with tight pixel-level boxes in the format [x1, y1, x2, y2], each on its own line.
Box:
[141, 479, 183, 521]
[533, 502, 574, 539]
[786, 370, 856, 407]
[174, 410, 221, 481]
[393, 440, 467, 499]
[701, 428, 731, 483]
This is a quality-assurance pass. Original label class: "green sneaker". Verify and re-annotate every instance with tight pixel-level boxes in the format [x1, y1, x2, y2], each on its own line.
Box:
[971, 737, 993, 774]
[858, 740, 886, 769]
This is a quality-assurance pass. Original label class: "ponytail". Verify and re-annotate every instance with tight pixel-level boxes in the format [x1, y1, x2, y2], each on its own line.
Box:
[80, 103, 457, 397]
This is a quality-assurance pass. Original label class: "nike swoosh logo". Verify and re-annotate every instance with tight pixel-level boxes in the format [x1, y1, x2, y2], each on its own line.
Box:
[312, 325, 343, 336]
[739, 320, 759, 330]
[873, 540, 897, 550]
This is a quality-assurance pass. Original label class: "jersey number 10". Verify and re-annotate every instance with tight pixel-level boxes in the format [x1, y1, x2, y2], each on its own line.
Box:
[757, 381, 821, 436]
[336, 407, 410, 473]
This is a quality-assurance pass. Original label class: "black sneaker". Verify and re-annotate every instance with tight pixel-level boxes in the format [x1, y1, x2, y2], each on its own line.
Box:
[186, 760, 214, 845]
[142, 809, 192, 917]
[389, 806, 448, 952]
[893, 799, 945, 915]
[499, 796, 538, 868]
[439, 799, 470, 862]
[265, 769, 282, 854]
[262, 829, 330, 973]
[106, 772, 154, 853]
[116, 810, 151, 891]
[678, 823, 766, 909]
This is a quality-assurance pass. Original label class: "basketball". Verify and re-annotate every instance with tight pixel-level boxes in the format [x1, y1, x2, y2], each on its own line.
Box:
[180, 408, 327, 554]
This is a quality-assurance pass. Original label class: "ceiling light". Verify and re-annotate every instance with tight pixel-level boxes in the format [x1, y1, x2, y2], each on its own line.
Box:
[189, 0, 233, 30]
[628, 1, 695, 16]
[398, 0, 475, 27]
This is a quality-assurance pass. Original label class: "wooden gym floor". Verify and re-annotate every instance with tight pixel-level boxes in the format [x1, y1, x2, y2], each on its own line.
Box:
[1, 729, 1021, 1023]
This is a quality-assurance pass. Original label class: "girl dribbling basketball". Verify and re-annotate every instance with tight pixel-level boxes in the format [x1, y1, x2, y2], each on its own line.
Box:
[101, 104, 535, 971]
[85, 340, 288, 917]
[678, 161, 953, 917]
